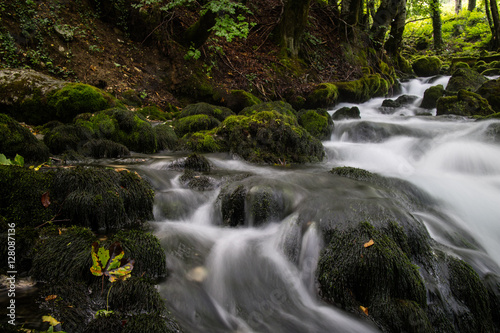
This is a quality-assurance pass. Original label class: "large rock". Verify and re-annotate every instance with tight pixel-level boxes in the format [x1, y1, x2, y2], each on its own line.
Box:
[446, 68, 488, 92]
[0, 113, 50, 163]
[331, 106, 361, 120]
[436, 90, 495, 117]
[420, 84, 444, 109]
[297, 109, 334, 140]
[476, 78, 500, 113]
[0, 69, 117, 125]
[412, 56, 442, 77]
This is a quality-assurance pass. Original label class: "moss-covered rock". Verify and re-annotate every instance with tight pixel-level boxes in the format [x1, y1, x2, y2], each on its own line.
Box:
[43, 124, 92, 155]
[179, 170, 218, 191]
[183, 130, 222, 153]
[412, 56, 442, 77]
[50, 166, 154, 231]
[307, 83, 339, 108]
[179, 102, 234, 121]
[108, 277, 166, 314]
[169, 153, 212, 172]
[331, 106, 361, 120]
[216, 110, 324, 164]
[223, 89, 262, 112]
[317, 221, 428, 331]
[476, 78, 500, 113]
[81, 139, 130, 158]
[123, 313, 183, 333]
[297, 109, 334, 140]
[83, 314, 123, 333]
[0, 113, 50, 163]
[112, 230, 167, 280]
[137, 105, 170, 121]
[154, 123, 179, 151]
[173, 114, 221, 138]
[0, 166, 56, 228]
[240, 100, 296, 117]
[420, 84, 444, 109]
[446, 68, 488, 92]
[335, 74, 389, 103]
[30, 226, 96, 283]
[436, 90, 495, 117]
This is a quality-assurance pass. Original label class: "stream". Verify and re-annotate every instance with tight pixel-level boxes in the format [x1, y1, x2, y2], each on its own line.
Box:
[130, 76, 500, 332]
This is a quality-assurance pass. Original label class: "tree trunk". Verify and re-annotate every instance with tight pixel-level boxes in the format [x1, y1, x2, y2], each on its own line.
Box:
[456, 0, 462, 13]
[431, 0, 443, 50]
[183, 11, 217, 48]
[490, 0, 500, 48]
[468, 0, 477, 11]
[370, 0, 405, 50]
[384, 0, 407, 56]
[275, 0, 312, 58]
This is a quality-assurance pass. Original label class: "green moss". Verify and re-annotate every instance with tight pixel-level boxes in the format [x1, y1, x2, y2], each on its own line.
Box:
[83, 313, 123, 333]
[43, 124, 92, 155]
[477, 78, 500, 113]
[184, 130, 222, 153]
[225, 90, 262, 112]
[0, 166, 56, 228]
[318, 221, 428, 330]
[81, 139, 130, 158]
[240, 101, 297, 117]
[454, 61, 470, 70]
[420, 84, 444, 109]
[123, 313, 183, 333]
[437, 90, 494, 117]
[108, 277, 166, 314]
[137, 105, 169, 121]
[155, 124, 179, 151]
[330, 166, 374, 181]
[448, 257, 493, 332]
[180, 102, 234, 121]
[112, 230, 167, 280]
[412, 56, 442, 77]
[30, 226, 96, 283]
[173, 114, 220, 138]
[446, 68, 488, 92]
[307, 83, 339, 108]
[0, 113, 50, 163]
[47, 83, 114, 123]
[297, 109, 333, 140]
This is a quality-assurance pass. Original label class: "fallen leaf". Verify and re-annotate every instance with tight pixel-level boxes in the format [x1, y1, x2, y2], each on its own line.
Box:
[45, 295, 57, 301]
[360, 306, 369, 315]
[364, 239, 374, 248]
[41, 191, 51, 208]
[42, 315, 60, 326]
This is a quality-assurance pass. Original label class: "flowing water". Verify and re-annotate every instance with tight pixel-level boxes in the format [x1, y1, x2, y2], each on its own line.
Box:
[138, 76, 500, 332]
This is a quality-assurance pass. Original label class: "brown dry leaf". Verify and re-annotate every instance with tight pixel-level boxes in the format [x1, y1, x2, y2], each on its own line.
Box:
[360, 306, 369, 315]
[364, 239, 374, 248]
[41, 191, 51, 208]
[45, 295, 57, 301]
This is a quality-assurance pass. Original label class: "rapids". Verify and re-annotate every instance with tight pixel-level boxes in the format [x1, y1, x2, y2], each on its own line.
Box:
[138, 76, 500, 332]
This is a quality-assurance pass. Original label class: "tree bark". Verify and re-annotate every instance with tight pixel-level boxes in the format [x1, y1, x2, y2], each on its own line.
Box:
[384, 0, 407, 56]
[275, 0, 312, 57]
[489, 0, 500, 48]
[456, 0, 462, 14]
[431, 0, 443, 50]
[468, 0, 477, 11]
[370, 0, 405, 50]
[183, 10, 217, 48]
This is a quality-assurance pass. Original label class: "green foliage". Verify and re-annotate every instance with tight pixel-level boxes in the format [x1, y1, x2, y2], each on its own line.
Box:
[0, 153, 24, 167]
[90, 241, 134, 282]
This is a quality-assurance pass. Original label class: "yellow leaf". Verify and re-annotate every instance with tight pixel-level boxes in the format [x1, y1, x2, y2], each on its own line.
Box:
[45, 295, 57, 301]
[42, 315, 60, 326]
[364, 239, 374, 248]
[360, 306, 369, 315]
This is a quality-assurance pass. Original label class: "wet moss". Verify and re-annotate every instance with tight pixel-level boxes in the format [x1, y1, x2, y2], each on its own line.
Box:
[112, 230, 167, 280]
[180, 170, 217, 191]
[448, 257, 493, 332]
[476, 78, 500, 113]
[420, 85, 444, 109]
[220, 184, 247, 227]
[437, 90, 495, 117]
[30, 226, 96, 283]
[412, 56, 442, 77]
[83, 313, 123, 333]
[123, 313, 183, 333]
[81, 139, 130, 158]
[173, 114, 220, 138]
[331, 106, 361, 120]
[330, 166, 374, 181]
[0, 113, 50, 163]
[224, 90, 262, 113]
[108, 277, 166, 314]
[183, 130, 222, 153]
[240, 101, 297, 117]
[297, 109, 334, 140]
[307, 83, 339, 108]
[446, 68, 488, 92]
[137, 105, 170, 121]
[51, 166, 154, 231]
[0, 166, 56, 228]
[318, 221, 427, 330]
[43, 124, 92, 155]
[47, 83, 114, 123]
[179, 102, 234, 121]
[154, 124, 179, 151]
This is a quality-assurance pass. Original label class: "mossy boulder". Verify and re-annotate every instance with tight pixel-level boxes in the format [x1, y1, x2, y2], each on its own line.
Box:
[0, 113, 50, 163]
[420, 84, 444, 109]
[223, 90, 262, 113]
[331, 106, 361, 120]
[179, 102, 234, 121]
[446, 68, 488, 92]
[81, 139, 130, 158]
[169, 153, 212, 172]
[123, 313, 183, 333]
[297, 109, 334, 140]
[0, 166, 56, 228]
[307, 83, 339, 108]
[43, 124, 92, 155]
[154, 123, 179, 151]
[436, 90, 495, 117]
[412, 56, 442, 77]
[476, 78, 500, 113]
[335, 74, 389, 103]
[180, 170, 218, 191]
[318, 221, 429, 331]
[216, 110, 325, 164]
[240, 100, 297, 117]
[137, 105, 171, 121]
[173, 114, 221, 138]
[49, 166, 154, 231]
[183, 130, 222, 153]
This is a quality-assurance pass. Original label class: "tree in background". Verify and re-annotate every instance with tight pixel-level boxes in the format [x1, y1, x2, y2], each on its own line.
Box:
[275, 0, 312, 58]
[431, 0, 443, 50]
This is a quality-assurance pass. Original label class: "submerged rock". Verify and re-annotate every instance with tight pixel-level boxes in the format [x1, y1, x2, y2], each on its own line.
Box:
[331, 106, 361, 120]
[420, 84, 444, 109]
